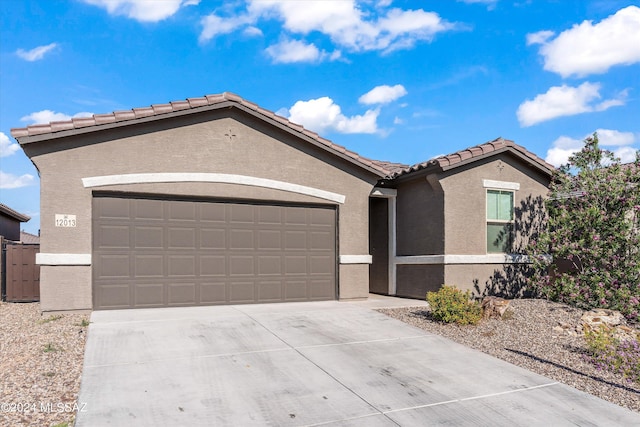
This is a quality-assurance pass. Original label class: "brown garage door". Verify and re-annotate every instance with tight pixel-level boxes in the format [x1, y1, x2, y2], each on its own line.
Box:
[92, 195, 336, 310]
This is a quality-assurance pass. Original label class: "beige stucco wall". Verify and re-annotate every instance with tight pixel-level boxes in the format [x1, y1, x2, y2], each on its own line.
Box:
[393, 153, 550, 300]
[39, 266, 92, 312]
[23, 108, 380, 310]
[438, 154, 549, 255]
[395, 176, 444, 255]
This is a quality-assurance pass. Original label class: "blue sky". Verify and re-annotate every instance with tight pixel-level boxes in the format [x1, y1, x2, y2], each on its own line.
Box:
[1, 0, 639, 235]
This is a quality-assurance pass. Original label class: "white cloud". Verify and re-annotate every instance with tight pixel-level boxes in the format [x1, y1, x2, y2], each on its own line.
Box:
[359, 84, 407, 105]
[20, 110, 93, 125]
[545, 130, 638, 166]
[526, 30, 554, 45]
[16, 43, 58, 61]
[0, 132, 20, 157]
[265, 39, 339, 63]
[594, 128, 635, 146]
[545, 136, 584, 166]
[516, 82, 625, 127]
[286, 97, 379, 134]
[199, 13, 254, 43]
[614, 146, 639, 163]
[528, 6, 640, 77]
[82, 0, 199, 23]
[200, 1, 456, 57]
[0, 171, 35, 189]
[243, 26, 263, 37]
[457, 0, 498, 10]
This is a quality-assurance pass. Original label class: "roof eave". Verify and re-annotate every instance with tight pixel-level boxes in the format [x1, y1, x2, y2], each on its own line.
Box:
[439, 147, 554, 176]
[13, 99, 387, 179]
[0, 204, 31, 222]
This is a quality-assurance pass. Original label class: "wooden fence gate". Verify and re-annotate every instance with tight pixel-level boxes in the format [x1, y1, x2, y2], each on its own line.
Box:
[2, 242, 40, 302]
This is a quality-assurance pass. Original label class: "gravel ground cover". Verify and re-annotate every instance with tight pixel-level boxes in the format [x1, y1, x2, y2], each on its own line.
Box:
[378, 299, 640, 413]
[0, 302, 89, 427]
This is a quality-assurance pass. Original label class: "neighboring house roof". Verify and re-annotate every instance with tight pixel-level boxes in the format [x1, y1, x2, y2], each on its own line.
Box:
[388, 137, 555, 179]
[11, 92, 392, 178]
[20, 230, 40, 244]
[0, 203, 30, 222]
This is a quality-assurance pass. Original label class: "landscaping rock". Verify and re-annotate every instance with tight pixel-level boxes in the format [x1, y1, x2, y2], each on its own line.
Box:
[481, 296, 511, 319]
[579, 308, 639, 341]
[580, 308, 626, 328]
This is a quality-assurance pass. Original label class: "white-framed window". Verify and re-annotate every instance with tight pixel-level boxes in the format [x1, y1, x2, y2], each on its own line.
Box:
[486, 189, 514, 253]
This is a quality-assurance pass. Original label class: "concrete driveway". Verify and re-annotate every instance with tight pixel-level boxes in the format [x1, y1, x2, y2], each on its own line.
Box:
[75, 296, 639, 426]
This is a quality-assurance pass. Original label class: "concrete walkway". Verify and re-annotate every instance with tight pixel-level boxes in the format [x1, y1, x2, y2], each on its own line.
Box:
[75, 296, 639, 426]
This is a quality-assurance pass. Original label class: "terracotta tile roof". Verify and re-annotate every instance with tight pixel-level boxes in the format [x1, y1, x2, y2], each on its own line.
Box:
[0, 203, 30, 222]
[20, 230, 40, 244]
[11, 92, 392, 177]
[389, 137, 555, 178]
[370, 159, 409, 175]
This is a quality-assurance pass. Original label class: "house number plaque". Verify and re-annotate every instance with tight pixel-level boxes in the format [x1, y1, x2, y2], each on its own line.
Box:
[55, 214, 77, 227]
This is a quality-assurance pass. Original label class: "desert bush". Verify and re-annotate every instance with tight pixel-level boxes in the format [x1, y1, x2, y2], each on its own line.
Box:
[584, 326, 640, 385]
[426, 286, 482, 325]
[527, 134, 640, 321]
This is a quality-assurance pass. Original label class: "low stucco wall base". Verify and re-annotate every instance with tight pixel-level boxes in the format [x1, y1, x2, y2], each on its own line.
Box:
[338, 264, 370, 300]
[445, 263, 535, 298]
[395, 265, 444, 300]
[39, 266, 92, 312]
[394, 262, 535, 300]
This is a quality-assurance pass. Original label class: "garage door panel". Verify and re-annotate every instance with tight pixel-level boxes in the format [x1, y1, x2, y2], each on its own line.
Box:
[97, 255, 130, 278]
[168, 256, 196, 276]
[229, 281, 255, 303]
[200, 204, 226, 222]
[168, 227, 196, 248]
[285, 207, 307, 225]
[311, 231, 333, 250]
[134, 199, 164, 220]
[230, 204, 254, 223]
[95, 197, 130, 219]
[310, 280, 334, 299]
[134, 255, 164, 277]
[169, 202, 196, 221]
[230, 256, 254, 275]
[168, 283, 197, 305]
[97, 225, 130, 249]
[134, 283, 164, 306]
[258, 256, 282, 275]
[229, 229, 254, 249]
[257, 281, 282, 301]
[200, 282, 227, 304]
[200, 256, 226, 276]
[134, 226, 163, 249]
[310, 256, 333, 274]
[201, 228, 226, 249]
[258, 206, 282, 224]
[93, 197, 336, 309]
[284, 231, 307, 250]
[310, 209, 334, 226]
[98, 284, 131, 308]
[258, 230, 281, 250]
[284, 256, 307, 274]
[284, 281, 308, 299]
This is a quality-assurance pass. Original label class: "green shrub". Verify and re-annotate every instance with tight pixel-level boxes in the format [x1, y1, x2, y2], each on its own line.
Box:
[584, 325, 640, 384]
[426, 286, 482, 325]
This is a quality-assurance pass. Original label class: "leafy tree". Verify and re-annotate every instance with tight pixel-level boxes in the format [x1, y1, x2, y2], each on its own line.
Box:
[527, 134, 640, 322]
